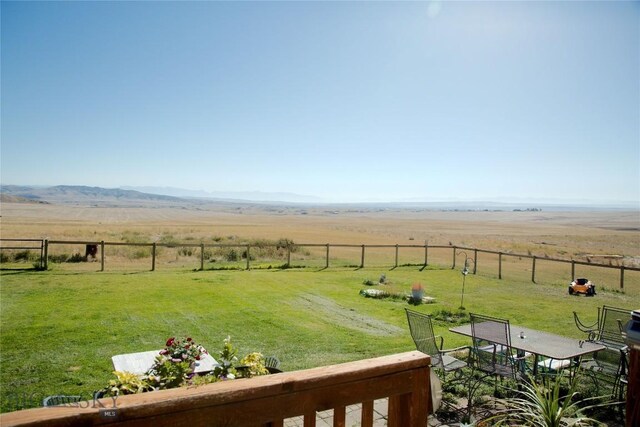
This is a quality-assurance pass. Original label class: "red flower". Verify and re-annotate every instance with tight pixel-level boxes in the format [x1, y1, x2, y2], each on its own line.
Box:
[186, 337, 192, 342]
[166, 337, 175, 346]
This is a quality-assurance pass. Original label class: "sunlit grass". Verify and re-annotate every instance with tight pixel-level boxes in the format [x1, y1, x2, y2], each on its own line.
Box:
[0, 266, 637, 413]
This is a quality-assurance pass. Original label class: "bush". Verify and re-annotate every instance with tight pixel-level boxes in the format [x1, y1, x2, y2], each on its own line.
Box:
[14, 250, 34, 262]
[131, 249, 150, 259]
[432, 309, 469, 325]
[49, 254, 69, 263]
[226, 249, 239, 262]
[159, 233, 179, 246]
[68, 253, 85, 263]
[48, 253, 86, 263]
[178, 248, 194, 257]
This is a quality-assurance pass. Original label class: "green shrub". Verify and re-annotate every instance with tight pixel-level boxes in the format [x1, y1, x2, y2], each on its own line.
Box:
[485, 374, 602, 426]
[159, 233, 179, 246]
[121, 231, 149, 244]
[132, 249, 150, 259]
[226, 249, 239, 262]
[68, 253, 85, 263]
[13, 250, 34, 262]
[49, 253, 85, 263]
[432, 309, 469, 325]
[49, 254, 69, 263]
[178, 248, 194, 257]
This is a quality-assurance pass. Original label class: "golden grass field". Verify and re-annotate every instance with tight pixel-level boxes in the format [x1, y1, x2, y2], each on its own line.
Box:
[1, 201, 639, 293]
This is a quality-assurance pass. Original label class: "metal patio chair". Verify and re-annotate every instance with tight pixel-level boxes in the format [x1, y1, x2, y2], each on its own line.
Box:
[264, 355, 282, 374]
[581, 344, 630, 401]
[574, 305, 631, 396]
[42, 395, 83, 407]
[405, 309, 469, 382]
[469, 313, 525, 395]
[573, 305, 632, 351]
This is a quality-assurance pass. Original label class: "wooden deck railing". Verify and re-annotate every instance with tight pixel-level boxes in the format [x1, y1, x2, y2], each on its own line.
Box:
[0, 351, 431, 427]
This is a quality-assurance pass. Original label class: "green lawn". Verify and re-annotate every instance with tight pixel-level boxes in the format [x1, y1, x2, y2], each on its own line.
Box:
[0, 266, 637, 413]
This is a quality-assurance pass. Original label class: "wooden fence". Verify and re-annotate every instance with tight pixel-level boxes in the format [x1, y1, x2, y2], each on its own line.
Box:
[0, 351, 431, 427]
[1, 238, 639, 290]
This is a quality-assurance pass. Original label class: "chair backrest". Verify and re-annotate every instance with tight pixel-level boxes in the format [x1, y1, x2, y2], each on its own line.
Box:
[599, 306, 632, 349]
[264, 355, 282, 374]
[42, 395, 83, 407]
[469, 313, 516, 378]
[405, 309, 443, 368]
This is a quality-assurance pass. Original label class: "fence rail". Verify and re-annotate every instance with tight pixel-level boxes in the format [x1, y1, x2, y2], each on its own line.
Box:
[1, 238, 638, 290]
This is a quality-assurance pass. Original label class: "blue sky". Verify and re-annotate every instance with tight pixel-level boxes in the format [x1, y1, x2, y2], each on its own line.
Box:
[1, 1, 638, 204]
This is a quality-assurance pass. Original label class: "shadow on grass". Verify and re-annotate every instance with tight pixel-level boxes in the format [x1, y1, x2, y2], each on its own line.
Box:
[0, 268, 38, 275]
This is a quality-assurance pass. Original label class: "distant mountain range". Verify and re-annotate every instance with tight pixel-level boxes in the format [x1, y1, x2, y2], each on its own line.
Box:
[0, 185, 183, 204]
[120, 186, 323, 203]
[0, 184, 637, 211]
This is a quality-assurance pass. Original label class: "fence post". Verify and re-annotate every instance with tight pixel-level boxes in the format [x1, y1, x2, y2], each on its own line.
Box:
[452, 247, 456, 269]
[571, 260, 575, 279]
[360, 245, 365, 268]
[473, 249, 478, 274]
[395, 244, 399, 268]
[151, 243, 156, 271]
[620, 266, 625, 290]
[43, 239, 48, 270]
[326, 244, 330, 269]
[424, 243, 428, 267]
[100, 241, 105, 272]
[246, 245, 250, 270]
[498, 252, 502, 280]
[287, 245, 291, 268]
[39, 239, 44, 269]
[531, 256, 536, 283]
[200, 244, 205, 271]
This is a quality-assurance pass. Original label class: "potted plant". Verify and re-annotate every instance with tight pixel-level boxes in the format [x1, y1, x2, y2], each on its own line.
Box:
[411, 283, 425, 303]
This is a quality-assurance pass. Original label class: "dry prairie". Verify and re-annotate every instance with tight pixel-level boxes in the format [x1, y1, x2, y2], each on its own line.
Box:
[1, 202, 638, 264]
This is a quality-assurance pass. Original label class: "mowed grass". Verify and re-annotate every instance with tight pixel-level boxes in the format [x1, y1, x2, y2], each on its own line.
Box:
[1, 266, 638, 413]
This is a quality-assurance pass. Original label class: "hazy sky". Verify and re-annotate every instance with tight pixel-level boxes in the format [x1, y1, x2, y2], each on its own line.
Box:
[2, 1, 638, 204]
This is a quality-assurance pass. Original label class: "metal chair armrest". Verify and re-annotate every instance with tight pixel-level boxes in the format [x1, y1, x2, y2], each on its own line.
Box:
[573, 311, 598, 334]
[441, 345, 471, 355]
[511, 354, 529, 361]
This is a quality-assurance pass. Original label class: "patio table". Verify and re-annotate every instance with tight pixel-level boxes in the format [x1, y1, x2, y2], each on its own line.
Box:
[450, 324, 606, 376]
[112, 350, 218, 375]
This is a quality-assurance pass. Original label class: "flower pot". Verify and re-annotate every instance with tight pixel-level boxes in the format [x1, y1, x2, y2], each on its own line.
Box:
[411, 289, 424, 301]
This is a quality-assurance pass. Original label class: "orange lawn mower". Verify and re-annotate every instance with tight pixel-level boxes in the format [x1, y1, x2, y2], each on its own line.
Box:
[568, 278, 596, 296]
